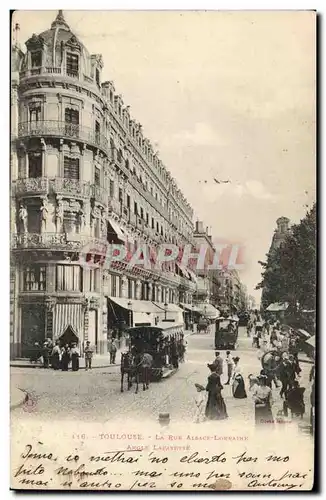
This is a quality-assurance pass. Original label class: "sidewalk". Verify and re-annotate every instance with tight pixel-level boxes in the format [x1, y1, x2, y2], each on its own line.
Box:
[10, 330, 195, 370]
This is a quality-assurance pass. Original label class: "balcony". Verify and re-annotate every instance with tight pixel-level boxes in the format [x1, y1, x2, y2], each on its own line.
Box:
[11, 233, 107, 255]
[51, 178, 91, 198]
[91, 184, 107, 206]
[108, 198, 121, 216]
[13, 177, 48, 197]
[19, 67, 95, 85]
[18, 121, 109, 156]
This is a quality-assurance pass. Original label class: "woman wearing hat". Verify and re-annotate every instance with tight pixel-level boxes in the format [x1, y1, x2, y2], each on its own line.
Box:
[252, 375, 274, 425]
[231, 357, 247, 399]
[205, 364, 228, 420]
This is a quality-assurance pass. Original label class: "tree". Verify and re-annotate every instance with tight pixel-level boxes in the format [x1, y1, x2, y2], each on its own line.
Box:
[257, 204, 316, 312]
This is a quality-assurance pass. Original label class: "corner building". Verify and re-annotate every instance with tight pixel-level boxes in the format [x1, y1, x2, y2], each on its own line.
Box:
[10, 12, 196, 358]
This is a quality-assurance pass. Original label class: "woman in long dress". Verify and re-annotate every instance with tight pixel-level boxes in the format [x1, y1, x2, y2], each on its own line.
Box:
[61, 344, 71, 371]
[205, 364, 228, 420]
[232, 357, 247, 399]
[51, 341, 61, 370]
[70, 343, 80, 371]
[252, 375, 274, 425]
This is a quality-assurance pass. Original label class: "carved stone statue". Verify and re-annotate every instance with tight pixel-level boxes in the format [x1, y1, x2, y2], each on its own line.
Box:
[55, 198, 64, 230]
[79, 209, 86, 231]
[40, 196, 49, 231]
[18, 203, 28, 233]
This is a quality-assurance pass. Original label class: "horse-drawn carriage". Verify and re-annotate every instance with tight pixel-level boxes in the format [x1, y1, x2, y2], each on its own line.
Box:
[215, 317, 239, 350]
[197, 318, 210, 333]
[120, 323, 184, 393]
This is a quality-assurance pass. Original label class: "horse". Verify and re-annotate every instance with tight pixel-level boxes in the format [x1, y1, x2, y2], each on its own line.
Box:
[120, 352, 138, 393]
[120, 351, 153, 394]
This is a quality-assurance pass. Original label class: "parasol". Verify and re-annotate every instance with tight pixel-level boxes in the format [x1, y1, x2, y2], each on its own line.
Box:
[297, 328, 311, 339]
[306, 335, 315, 348]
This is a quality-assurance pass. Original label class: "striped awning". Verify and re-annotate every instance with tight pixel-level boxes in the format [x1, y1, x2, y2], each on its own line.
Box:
[108, 219, 129, 243]
[176, 262, 191, 279]
[197, 302, 220, 319]
[53, 303, 83, 339]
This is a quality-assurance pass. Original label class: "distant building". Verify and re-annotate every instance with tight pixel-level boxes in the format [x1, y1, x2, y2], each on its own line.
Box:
[270, 217, 291, 251]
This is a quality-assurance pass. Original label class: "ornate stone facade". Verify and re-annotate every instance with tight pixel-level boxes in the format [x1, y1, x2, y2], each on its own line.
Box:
[10, 11, 197, 359]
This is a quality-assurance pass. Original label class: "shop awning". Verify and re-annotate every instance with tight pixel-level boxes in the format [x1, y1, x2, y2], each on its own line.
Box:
[197, 303, 220, 319]
[108, 219, 129, 243]
[187, 269, 198, 283]
[179, 302, 201, 313]
[154, 302, 184, 314]
[108, 297, 161, 313]
[176, 262, 191, 279]
[266, 302, 289, 312]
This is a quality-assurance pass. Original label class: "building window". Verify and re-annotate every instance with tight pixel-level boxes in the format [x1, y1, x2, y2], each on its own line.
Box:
[28, 152, 42, 178]
[27, 206, 41, 233]
[66, 52, 79, 77]
[63, 211, 78, 234]
[94, 167, 101, 186]
[109, 179, 115, 198]
[65, 108, 79, 137]
[31, 51, 42, 68]
[95, 68, 100, 86]
[134, 202, 138, 216]
[22, 264, 46, 291]
[64, 157, 80, 180]
[156, 222, 159, 233]
[29, 106, 41, 123]
[117, 149, 123, 163]
[126, 194, 130, 209]
[95, 121, 100, 144]
[89, 268, 100, 292]
[146, 213, 149, 225]
[119, 188, 123, 204]
[140, 207, 144, 220]
[151, 217, 154, 229]
[56, 265, 82, 292]
[111, 275, 117, 297]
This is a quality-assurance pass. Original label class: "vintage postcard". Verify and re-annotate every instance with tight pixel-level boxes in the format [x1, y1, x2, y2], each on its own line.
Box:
[10, 10, 316, 491]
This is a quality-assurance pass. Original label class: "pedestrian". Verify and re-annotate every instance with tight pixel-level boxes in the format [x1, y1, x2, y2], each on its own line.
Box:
[225, 351, 234, 385]
[30, 342, 42, 365]
[252, 374, 274, 426]
[213, 351, 224, 377]
[42, 342, 50, 369]
[110, 338, 118, 364]
[84, 341, 93, 371]
[61, 344, 70, 371]
[194, 383, 206, 423]
[70, 343, 80, 371]
[51, 341, 61, 370]
[205, 364, 228, 420]
[283, 380, 305, 419]
[232, 356, 247, 399]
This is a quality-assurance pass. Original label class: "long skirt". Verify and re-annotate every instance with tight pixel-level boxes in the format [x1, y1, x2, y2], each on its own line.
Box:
[255, 402, 274, 425]
[71, 354, 79, 372]
[51, 353, 60, 370]
[205, 392, 228, 420]
[61, 354, 70, 371]
[232, 375, 247, 399]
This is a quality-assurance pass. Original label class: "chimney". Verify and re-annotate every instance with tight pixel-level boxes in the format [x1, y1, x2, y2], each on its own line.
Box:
[195, 221, 204, 233]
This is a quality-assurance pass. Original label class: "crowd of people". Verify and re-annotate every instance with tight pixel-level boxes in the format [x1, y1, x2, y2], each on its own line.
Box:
[30, 339, 94, 372]
[193, 316, 315, 430]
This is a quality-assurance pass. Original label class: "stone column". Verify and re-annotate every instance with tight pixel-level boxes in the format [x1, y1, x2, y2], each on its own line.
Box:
[121, 275, 128, 298]
[135, 279, 141, 300]
[148, 282, 153, 301]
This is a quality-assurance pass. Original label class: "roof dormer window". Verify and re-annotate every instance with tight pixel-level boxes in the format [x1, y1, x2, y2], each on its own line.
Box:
[66, 52, 79, 77]
[31, 51, 42, 68]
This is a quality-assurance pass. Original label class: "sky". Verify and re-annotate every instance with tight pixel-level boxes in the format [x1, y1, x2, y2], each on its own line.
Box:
[12, 10, 316, 304]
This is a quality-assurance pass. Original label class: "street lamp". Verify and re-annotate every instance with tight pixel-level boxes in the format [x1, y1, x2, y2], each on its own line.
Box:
[128, 300, 132, 327]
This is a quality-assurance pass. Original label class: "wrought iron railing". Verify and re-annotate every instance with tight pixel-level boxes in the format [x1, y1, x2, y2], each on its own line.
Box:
[11, 233, 107, 254]
[51, 178, 91, 198]
[13, 177, 48, 196]
[91, 184, 107, 206]
[18, 121, 109, 154]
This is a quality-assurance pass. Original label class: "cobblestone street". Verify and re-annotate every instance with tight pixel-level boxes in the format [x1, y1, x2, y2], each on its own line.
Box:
[11, 326, 312, 430]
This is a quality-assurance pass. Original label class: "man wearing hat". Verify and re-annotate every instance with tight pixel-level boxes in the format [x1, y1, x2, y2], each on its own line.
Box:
[84, 341, 94, 371]
[225, 351, 234, 385]
[213, 351, 224, 377]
